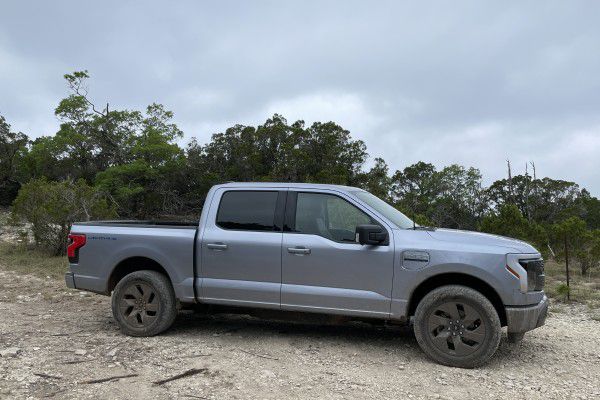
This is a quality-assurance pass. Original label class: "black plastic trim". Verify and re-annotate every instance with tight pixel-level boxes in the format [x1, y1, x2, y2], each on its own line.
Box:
[192, 226, 200, 303]
[284, 191, 298, 232]
[274, 191, 287, 232]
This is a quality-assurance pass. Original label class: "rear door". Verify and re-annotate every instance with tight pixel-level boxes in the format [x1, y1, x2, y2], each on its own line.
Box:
[281, 189, 395, 318]
[199, 188, 286, 308]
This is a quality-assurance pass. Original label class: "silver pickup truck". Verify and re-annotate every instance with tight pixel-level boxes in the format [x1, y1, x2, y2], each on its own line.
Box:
[65, 182, 547, 368]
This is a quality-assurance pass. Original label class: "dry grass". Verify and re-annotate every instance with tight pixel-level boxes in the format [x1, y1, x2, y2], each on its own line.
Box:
[0, 208, 67, 279]
[544, 259, 600, 310]
[0, 242, 68, 280]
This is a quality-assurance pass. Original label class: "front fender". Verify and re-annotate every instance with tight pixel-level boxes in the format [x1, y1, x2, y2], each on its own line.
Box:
[390, 252, 511, 320]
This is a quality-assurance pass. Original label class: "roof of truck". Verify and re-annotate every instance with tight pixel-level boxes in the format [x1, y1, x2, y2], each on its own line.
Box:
[213, 182, 365, 193]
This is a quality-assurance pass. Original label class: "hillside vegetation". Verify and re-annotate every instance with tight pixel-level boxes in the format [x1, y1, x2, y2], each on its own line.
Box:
[1, 71, 599, 300]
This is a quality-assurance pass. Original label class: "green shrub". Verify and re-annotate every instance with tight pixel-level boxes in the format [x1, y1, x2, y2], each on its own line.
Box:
[555, 283, 570, 301]
[11, 178, 116, 255]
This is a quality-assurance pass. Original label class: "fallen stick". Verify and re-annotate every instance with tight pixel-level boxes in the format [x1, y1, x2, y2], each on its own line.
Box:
[50, 330, 84, 336]
[181, 353, 213, 358]
[239, 349, 279, 360]
[34, 372, 62, 380]
[153, 368, 207, 386]
[82, 373, 138, 384]
[44, 388, 67, 398]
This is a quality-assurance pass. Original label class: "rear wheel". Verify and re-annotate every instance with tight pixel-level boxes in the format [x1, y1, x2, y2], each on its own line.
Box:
[111, 270, 177, 336]
[413, 285, 501, 368]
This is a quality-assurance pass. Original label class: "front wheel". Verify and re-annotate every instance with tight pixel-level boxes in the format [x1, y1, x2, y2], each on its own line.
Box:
[111, 270, 178, 336]
[413, 285, 501, 368]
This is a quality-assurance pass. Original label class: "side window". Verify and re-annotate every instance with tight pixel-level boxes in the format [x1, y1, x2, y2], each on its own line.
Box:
[294, 192, 377, 242]
[216, 191, 279, 231]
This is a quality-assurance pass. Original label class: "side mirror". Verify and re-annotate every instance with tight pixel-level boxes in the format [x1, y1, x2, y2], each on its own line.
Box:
[356, 224, 388, 245]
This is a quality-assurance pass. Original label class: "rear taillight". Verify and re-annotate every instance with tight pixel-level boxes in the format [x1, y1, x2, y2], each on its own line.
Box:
[67, 234, 86, 262]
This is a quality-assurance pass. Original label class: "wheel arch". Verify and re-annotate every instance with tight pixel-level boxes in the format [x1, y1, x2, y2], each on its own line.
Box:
[407, 273, 507, 326]
[107, 256, 171, 294]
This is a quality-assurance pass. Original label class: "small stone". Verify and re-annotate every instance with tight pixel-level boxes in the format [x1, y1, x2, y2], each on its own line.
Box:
[74, 349, 87, 356]
[106, 348, 119, 357]
[261, 369, 276, 379]
[0, 347, 21, 357]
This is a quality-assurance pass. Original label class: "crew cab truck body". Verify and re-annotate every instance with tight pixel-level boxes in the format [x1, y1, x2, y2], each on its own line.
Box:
[65, 182, 548, 368]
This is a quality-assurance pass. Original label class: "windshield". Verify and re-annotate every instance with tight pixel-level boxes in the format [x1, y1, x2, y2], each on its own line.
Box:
[352, 191, 415, 229]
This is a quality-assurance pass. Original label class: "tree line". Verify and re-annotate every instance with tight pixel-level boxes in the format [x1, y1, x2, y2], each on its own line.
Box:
[1, 71, 599, 278]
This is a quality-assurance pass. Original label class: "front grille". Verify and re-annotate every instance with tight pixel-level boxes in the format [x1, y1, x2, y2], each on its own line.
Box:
[519, 259, 545, 291]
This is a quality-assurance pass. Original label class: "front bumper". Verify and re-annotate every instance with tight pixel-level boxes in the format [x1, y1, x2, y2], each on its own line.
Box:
[505, 295, 549, 333]
[65, 272, 76, 289]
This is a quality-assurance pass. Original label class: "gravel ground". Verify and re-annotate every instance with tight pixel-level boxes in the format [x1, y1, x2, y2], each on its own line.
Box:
[1, 265, 599, 400]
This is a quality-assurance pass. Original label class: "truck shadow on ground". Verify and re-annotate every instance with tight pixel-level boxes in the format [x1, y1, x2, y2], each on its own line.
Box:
[171, 309, 414, 342]
[155, 309, 541, 367]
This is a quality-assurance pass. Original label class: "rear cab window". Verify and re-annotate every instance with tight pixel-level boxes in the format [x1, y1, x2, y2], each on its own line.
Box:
[216, 190, 282, 231]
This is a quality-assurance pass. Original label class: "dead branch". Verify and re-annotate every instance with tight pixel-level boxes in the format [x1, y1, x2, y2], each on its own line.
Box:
[50, 330, 84, 336]
[82, 373, 138, 384]
[239, 349, 279, 360]
[152, 368, 207, 386]
[62, 360, 90, 365]
[43, 388, 67, 398]
[34, 372, 63, 380]
[180, 353, 213, 359]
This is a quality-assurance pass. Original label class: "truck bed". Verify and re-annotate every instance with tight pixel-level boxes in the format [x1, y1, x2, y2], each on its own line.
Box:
[68, 220, 199, 302]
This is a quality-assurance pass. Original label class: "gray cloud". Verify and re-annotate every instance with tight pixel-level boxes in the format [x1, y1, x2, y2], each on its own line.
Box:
[1, 1, 599, 194]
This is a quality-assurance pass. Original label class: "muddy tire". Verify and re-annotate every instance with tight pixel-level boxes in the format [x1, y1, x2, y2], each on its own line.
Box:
[413, 285, 501, 368]
[111, 270, 177, 336]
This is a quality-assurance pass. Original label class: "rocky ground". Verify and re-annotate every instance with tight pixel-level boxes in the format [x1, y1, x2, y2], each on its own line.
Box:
[1, 265, 599, 399]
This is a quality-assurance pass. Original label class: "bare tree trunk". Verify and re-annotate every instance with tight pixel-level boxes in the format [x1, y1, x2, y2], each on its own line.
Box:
[524, 162, 531, 221]
[507, 159, 514, 204]
[565, 236, 570, 301]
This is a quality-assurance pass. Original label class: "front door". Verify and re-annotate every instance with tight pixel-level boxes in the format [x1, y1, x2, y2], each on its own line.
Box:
[281, 190, 395, 318]
[200, 188, 286, 308]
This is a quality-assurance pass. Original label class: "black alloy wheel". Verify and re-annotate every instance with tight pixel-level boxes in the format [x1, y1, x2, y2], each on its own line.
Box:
[118, 280, 161, 328]
[413, 285, 501, 368]
[427, 300, 486, 356]
[111, 270, 177, 336]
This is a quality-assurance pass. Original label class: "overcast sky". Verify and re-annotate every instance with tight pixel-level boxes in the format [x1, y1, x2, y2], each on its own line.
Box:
[1, 1, 599, 195]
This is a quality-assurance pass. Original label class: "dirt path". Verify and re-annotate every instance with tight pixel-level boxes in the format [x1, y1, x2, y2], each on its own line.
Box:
[1, 266, 599, 400]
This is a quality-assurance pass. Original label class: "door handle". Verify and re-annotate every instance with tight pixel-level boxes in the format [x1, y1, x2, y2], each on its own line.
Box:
[287, 247, 311, 255]
[207, 243, 228, 251]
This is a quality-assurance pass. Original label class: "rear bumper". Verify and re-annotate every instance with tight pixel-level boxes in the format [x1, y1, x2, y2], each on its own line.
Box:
[65, 271, 109, 294]
[505, 295, 549, 333]
[65, 272, 76, 289]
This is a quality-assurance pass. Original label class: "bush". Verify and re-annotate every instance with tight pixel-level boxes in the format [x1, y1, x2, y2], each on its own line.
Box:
[11, 178, 116, 255]
[556, 283, 570, 300]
